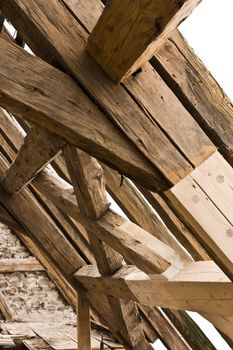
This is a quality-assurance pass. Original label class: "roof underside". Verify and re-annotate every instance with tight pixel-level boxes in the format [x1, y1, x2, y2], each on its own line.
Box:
[0, 1, 233, 349]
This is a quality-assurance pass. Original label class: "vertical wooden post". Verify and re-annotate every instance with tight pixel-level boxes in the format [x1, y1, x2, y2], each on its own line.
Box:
[77, 293, 91, 350]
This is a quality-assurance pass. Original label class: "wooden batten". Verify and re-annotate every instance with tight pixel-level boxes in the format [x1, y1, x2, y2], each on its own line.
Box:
[87, 0, 202, 82]
[152, 29, 233, 166]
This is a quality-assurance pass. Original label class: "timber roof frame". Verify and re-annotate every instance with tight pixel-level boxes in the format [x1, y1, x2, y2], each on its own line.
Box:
[0, 0, 233, 349]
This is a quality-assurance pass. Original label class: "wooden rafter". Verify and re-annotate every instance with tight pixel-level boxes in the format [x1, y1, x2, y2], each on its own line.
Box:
[87, 0, 202, 82]
[152, 29, 233, 166]
[0, 0, 197, 189]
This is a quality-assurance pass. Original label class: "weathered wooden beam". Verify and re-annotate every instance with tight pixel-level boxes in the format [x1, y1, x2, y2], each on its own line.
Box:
[64, 145, 153, 350]
[151, 30, 233, 166]
[0, 258, 44, 272]
[0, 156, 84, 276]
[103, 165, 190, 261]
[0, 0, 194, 190]
[0, 36, 168, 192]
[34, 168, 185, 274]
[1, 127, 64, 195]
[64, 0, 215, 170]
[77, 293, 91, 350]
[87, 0, 202, 82]
[0, 291, 13, 321]
[75, 262, 233, 315]
[166, 151, 233, 281]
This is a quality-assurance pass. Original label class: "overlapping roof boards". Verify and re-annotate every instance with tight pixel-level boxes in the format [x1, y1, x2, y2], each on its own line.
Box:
[0, 0, 233, 349]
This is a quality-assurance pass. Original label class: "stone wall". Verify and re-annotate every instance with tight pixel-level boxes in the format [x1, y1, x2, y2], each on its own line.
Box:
[0, 223, 76, 323]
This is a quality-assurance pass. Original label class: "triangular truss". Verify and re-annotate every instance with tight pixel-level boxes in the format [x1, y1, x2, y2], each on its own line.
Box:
[0, 1, 233, 349]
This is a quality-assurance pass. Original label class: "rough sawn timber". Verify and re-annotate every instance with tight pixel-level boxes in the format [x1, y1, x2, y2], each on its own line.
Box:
[64, 144, 153, 350]
[87, 0, 202, 82]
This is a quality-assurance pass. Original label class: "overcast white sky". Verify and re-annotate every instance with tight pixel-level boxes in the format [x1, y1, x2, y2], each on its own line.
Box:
[154, 0, 233, 348]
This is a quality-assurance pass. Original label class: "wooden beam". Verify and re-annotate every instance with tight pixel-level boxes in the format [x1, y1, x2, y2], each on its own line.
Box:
[63, 0, 215, 169]
[0, 291, 13, 321]
[0, 36, 168, 192]
[87, 0, 202, 82]
[75, 262, 233, 315]
[138, 187, 210, 261]
[151, 29, 233, 166]
[1, 127, 64, 196]
[103, 165, 190, 261]
[166, 151, 233, 281]
[0, 258, 44, 272]
[0, 0, 194, 190]
[34, 167, 185, 274]
[64, 145, 153, 349]
[77, 293, 91, 350]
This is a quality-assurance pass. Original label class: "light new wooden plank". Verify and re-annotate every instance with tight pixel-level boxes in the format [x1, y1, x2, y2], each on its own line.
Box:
[0, 35, 163, 192]
[0, 0, 193, 189]
[75, 264, 233, 316]
[166, 168, 233, 281]
[87, 0, 202, 82]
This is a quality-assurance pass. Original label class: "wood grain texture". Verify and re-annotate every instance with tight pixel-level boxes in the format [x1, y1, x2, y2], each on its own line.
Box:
[64, 145, 153, 350]
[103, 165, 190, 261]
[0, 0, 193, 189]
[166, 153, 233, 282]
[0, 36, 167, 192]
[76, 264, 233, 316]
[1, 127, 64, 195]
[138, 186, 210, 261]
[0, 258, 44, 272]
[63, 146, 110, 219]
[87, 0, 202, 81]
[77, 293, 91, 350]
[34, 168, 179, 274]
[152, 29, 233, 166]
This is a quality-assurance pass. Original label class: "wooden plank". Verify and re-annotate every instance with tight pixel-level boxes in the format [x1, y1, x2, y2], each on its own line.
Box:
[0, 36, 167, 192]
[138, 187, 210, 261]
[0, 258, 44, 272]
[0, 291, 13, 321]
[138, 306, 191, 350]
[0, 0, 193, 189]
[166, 159, 233, 281]
[64, 145, 153, 349]
[87, 0, 202, 82]
[152, 29, 233, 166]
[75, 263, 233, 315]
[77, 294, 91, 350]
[1, 127, 64, 195]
